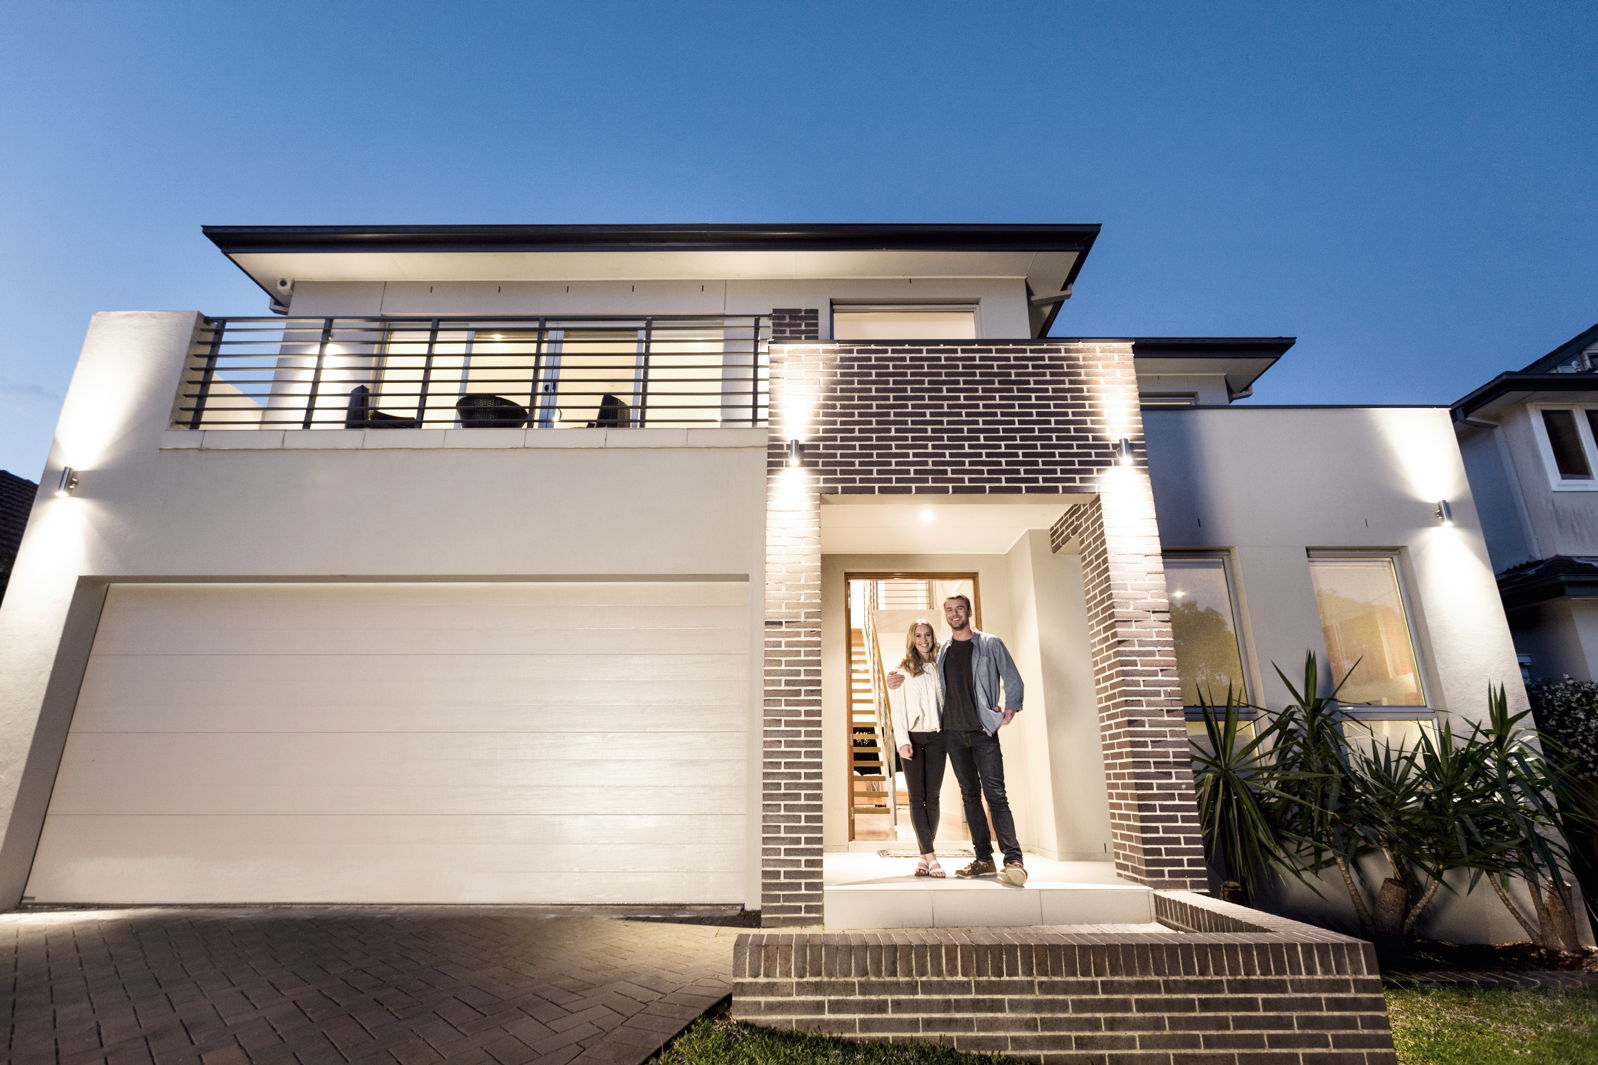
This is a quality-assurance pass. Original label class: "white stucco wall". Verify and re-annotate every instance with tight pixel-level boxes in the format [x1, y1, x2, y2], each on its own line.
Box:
[1456, 424, 1536, 571]
[1004, 529, 1112, 860]
[1145, 406, 1526, 723]
[1511, 598, 1598, 683]
[1144, 405, 1557, 943]
[0, 311, 770, 906]
[284, 278, 1035, 338]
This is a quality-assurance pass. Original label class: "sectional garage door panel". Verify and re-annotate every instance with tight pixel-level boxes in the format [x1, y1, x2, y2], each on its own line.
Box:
[68, 653, 749, 733]
[30, 818, 744, 905]
[26, 581, 751, 905]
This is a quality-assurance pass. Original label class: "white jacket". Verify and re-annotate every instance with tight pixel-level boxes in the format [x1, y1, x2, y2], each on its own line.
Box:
[888, 664, 943, 751]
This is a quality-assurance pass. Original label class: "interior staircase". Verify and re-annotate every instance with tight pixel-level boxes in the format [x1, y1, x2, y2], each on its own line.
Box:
[848, 629, 897, 840]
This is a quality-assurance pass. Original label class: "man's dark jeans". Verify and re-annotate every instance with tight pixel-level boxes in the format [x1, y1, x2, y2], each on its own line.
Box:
[945, 728, 1021, 865]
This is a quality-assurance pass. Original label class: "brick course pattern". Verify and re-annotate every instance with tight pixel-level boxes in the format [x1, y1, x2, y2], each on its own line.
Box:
[758, 310, 1205, 925]
[732, 890, 1397, 1065]
[1051, 496, 1207, 888]
[2, 907, 737, 1065]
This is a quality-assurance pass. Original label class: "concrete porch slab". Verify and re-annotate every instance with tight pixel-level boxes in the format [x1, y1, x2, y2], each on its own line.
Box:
[823, 852, 1154, 930]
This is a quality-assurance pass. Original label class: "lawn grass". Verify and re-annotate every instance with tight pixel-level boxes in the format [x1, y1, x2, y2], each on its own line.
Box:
[653, 1017, 1007, 1064]
[1386, 986, 1598, 1065]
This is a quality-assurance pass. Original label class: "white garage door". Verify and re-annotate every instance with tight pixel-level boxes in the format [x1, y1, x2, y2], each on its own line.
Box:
[25, 581, 750, 904]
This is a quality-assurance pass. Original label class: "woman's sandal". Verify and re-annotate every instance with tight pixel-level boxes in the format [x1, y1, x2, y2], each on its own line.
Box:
[926, 858, 947, 879]
[914, 858, 932, 877]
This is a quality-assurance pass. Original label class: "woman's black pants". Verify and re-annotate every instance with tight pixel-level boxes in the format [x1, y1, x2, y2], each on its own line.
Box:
[904, 730, 947, 855]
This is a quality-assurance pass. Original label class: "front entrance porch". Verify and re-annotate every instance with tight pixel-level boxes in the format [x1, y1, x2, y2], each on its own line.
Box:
[822, 851, 1158, 930]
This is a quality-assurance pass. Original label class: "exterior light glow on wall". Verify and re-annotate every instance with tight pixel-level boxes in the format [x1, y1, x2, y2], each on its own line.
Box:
[55, 467, 79, 497]
[1433, 499, 1454, 525]
[1115, 438, 1135, 467]
[786, 439, 805, 468]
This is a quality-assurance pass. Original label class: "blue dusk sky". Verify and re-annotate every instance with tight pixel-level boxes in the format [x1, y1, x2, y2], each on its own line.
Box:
[1, 0, 1593, 479]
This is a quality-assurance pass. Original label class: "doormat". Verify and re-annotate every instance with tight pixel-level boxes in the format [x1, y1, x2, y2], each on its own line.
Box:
[876, 849, 977, 859]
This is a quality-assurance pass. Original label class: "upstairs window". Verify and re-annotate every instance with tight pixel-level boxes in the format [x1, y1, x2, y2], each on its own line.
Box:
[1533, 404, 1598, 488]
[831, 304, 977, 340]
[1141, 392, 1200, 409]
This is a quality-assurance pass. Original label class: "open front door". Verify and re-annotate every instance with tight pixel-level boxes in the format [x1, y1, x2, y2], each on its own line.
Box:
[843, 573, 979, 843]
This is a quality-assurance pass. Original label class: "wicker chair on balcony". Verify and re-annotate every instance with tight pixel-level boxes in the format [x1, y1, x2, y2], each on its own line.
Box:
[455, 393, 530, 428]
[345, 385, 421, 429]
[587, 393, 632, 429]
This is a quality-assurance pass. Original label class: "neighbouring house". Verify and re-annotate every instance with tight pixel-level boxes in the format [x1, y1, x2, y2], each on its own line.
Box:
[0, 223, 1533, 947]
[1454, 323, 1598, 683]
[0, 471, 36, 605]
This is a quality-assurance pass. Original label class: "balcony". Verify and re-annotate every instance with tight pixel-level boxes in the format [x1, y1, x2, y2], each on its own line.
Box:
[174, 315, 770, 432]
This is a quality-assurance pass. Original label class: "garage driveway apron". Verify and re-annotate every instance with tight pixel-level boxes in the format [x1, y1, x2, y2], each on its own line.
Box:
[1, 907, 739, 1065]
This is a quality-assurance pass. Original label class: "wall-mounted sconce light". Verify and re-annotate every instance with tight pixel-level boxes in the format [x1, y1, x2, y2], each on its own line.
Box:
[786, 439, 805, 468]
[1115, 438, 1135, 467]
[1433, 499, 1454, 525]
[55, 466, 79, 497]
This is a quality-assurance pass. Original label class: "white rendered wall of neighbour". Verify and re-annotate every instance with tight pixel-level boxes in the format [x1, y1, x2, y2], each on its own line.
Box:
[1511, 598, 1598, 683]
[1495, 405, 1598, 559]
[819, 548, 1110, 861]
[0, 311, 769, 907]
[284, 278, 1033, 337]
[1144, 406, 1538, 942]
[1457, 425, 1537, 571]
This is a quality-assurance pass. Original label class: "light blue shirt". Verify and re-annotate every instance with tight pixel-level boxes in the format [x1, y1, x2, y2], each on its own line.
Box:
[935, 628, 1024, 735]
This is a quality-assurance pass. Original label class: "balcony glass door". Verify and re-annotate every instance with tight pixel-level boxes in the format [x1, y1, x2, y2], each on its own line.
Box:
[537, 329, 642, 428]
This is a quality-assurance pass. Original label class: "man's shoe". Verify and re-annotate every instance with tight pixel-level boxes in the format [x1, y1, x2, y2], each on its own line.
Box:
[955, 859, 997, 878]
[1000, 861, 1028, 887]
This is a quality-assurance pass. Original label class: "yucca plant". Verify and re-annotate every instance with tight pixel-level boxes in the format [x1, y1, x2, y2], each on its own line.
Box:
[1474, 684, 1588, 949]
[1188, 687, 1290, 905]
[1262, 654, 1375, 931]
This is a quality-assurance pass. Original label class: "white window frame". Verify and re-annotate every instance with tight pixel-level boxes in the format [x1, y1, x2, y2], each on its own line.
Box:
[1141, 392, 1200, 409]
[1163, 550, 1254, 716]
[1530, 402, 1598, 491]
[1306, 551, 1434, 720]
[829, 302, 981, 341]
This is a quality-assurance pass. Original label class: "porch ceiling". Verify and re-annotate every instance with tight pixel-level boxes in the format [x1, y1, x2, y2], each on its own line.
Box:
[819, 495, 1086, 554]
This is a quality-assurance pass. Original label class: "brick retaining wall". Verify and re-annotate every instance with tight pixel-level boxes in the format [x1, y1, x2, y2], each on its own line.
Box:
[732, 890, 1397, 1064]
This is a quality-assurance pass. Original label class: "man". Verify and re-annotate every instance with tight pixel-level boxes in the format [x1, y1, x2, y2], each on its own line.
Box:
[888, 594, 1026, 886]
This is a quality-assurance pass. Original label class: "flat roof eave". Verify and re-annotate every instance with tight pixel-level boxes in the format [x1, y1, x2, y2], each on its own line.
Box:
[203, 222, 1103, 256]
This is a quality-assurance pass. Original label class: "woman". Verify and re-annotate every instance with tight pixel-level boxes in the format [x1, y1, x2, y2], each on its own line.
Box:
[887, 620, 947, 877]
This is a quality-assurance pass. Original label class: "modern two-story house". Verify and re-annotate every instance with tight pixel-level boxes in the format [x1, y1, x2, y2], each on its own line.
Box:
[0, 223, 1535, 944]
[1454, 322, 1598, 682]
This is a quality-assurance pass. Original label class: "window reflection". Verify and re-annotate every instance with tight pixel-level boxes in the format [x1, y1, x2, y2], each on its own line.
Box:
[1308, 556, 1425, 706]
[1164, 555, 1248, 707]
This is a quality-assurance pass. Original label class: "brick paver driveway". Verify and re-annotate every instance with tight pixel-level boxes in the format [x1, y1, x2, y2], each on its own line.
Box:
[1, 907, 739, 1065]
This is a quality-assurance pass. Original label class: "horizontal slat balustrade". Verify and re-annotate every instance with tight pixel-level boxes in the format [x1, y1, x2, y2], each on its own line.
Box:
[174, 315, 770, 430]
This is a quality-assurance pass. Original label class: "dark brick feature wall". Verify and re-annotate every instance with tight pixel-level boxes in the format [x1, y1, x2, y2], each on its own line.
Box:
[758, 313, 1205, 924]
[771, 307, 820, 342]
[732, 890, 1397, 1064]
[1050, 497, 1207, 888]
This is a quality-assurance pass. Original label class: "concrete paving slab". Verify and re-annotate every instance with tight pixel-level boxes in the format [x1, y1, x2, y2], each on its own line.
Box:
[1, 907, 738, 1064]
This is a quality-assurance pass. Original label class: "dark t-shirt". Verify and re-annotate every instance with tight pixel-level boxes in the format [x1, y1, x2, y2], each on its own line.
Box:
[941, 638, 981, 732]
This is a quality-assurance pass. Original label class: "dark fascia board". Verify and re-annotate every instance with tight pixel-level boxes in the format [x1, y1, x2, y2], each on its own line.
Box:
[1452, 372, 1598, 422]
[203, 223, 1102, 257]
[1519, 322, 1598, 374]
[1502, 573, 1598, 611]
[1127, 337, 1296, 359]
